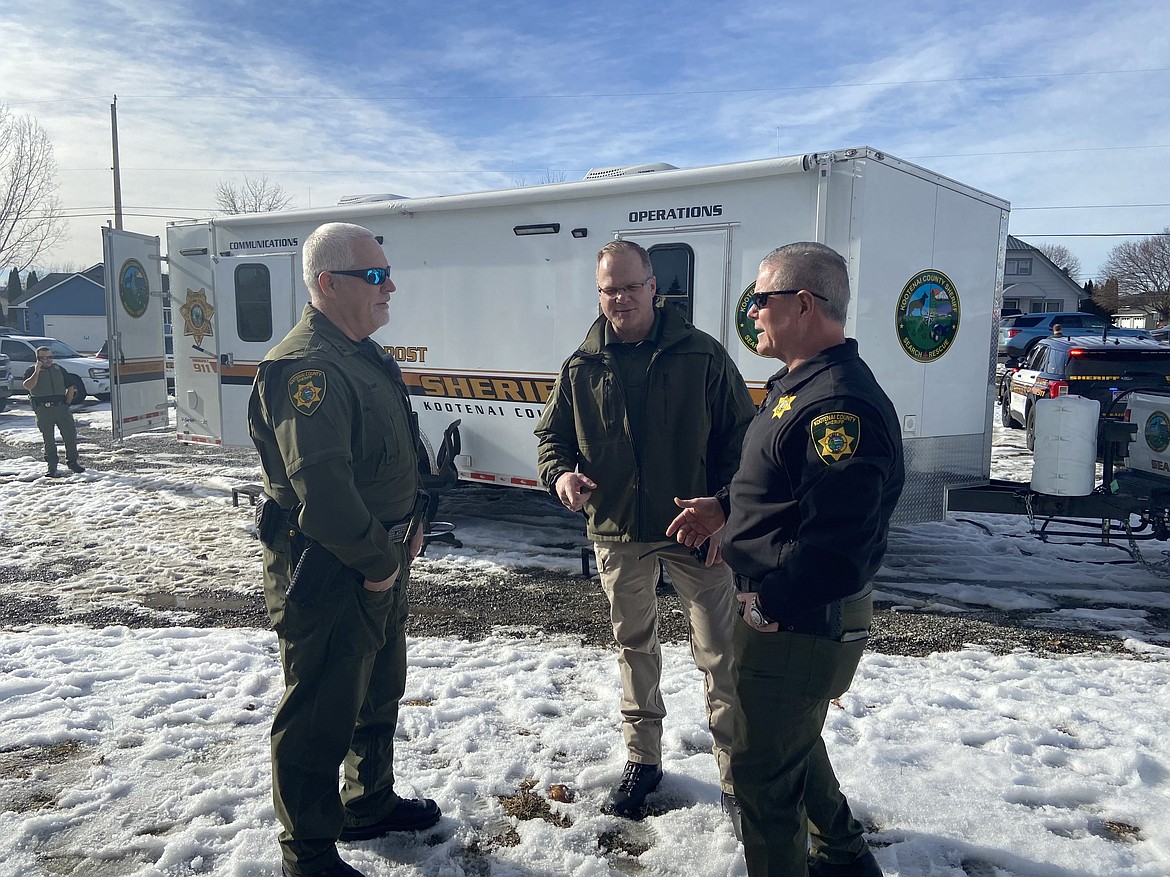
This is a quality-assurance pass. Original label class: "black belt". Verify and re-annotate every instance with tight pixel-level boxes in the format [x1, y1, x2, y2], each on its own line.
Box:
[734, 573, 873, 638]
[383, 519, 411, 542]
[36, 400, 64, 408]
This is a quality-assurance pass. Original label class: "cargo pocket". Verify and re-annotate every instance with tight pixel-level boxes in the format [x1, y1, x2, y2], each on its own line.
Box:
[736, 627, 868, 700]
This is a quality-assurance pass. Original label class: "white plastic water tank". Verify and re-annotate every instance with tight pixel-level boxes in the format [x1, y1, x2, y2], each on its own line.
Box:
[1030, 396, 1100, 496]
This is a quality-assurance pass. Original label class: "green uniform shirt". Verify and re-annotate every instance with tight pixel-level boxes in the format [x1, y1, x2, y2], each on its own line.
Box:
[248, 304, 420, 583]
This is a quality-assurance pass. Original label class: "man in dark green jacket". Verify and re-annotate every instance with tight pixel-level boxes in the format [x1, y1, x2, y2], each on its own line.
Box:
[249, 222, 439, 877]
[536, 239, 754, 824]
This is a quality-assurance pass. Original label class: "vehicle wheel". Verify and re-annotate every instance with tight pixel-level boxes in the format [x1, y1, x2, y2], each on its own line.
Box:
[67, 375, 86, 403]
[1025, 404, 1036, 451]
[1000, 396, 1021, 429]
[0, 398, 7, 413]
[96, 393, 111, 403]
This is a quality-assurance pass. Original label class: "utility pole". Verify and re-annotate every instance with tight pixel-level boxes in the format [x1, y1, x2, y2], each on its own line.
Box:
[111, 95, 123, 230]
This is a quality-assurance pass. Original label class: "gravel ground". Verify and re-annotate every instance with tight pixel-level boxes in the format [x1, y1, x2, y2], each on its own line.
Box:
[0, 402, 1154, 658]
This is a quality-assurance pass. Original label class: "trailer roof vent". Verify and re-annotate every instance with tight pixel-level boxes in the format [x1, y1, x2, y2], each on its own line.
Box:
[583, 162, 677, 180]
[336, 193, 411, 205]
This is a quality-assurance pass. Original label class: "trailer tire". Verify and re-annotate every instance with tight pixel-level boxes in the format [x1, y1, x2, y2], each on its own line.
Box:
[1025, 404, 1036, 452]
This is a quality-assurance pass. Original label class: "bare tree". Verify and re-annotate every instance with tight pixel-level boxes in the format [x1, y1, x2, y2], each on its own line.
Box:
[1034, 242, 1083, 280]
[214, 175, 294, 214]
[0, 105, 65, 271]
[1100, 230, 1170, 322]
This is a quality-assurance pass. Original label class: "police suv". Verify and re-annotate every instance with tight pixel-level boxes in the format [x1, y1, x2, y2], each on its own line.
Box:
[1001, 336, 1170, 451]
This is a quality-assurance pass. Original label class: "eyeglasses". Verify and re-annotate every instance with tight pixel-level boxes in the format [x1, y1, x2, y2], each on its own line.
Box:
[329, 266, 392, 285]
[37, 355, 52, 360]
[748, 288, 828, 309]
[598, 277, 652, 297]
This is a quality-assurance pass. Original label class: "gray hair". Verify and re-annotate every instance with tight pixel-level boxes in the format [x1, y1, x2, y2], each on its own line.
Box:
[303, 222, 379, 300]
[760, 242, 850, 324]
[597, 239, 652, 275]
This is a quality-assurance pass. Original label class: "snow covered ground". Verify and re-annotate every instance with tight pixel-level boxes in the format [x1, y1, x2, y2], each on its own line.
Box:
[1, 403, 1169, 876]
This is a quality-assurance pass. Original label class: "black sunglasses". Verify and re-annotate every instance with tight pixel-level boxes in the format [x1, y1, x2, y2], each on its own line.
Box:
[748, 288, 828, 309]
[329, 266, 392, 285]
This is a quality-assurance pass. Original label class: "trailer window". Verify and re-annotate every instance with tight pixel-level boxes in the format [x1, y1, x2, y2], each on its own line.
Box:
[235, 264, 273, 343]
[648, 244, 694, 322]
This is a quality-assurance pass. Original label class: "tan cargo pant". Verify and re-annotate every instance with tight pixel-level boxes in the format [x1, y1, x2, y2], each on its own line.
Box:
[594, 540, 739, 794]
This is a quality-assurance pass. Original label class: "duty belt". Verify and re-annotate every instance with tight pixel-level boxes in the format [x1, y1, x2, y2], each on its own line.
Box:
[734, 573, 873, 639]
[382, 519, 411, 542]
[36, 400, 62, 408]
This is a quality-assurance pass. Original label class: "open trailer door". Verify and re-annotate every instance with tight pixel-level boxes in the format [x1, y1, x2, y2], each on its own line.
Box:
[102, 227, 169, 440]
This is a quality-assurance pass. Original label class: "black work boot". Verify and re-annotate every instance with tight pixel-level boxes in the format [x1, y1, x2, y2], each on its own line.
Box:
[601, 761, 662, 819]
[808, 848, 883, 877]
[339, 797, 441, 841]
[67, 461, 86, 473]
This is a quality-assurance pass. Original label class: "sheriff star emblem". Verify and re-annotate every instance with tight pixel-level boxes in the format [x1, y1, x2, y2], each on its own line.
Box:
[179, 288, 215, 348]
[288, 369, 327, 416]
[771, 394, 796, 420]
[810, 411, 861, 464]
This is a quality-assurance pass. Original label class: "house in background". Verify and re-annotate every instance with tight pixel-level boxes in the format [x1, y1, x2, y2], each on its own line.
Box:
[7, 265, 108, 352]
[1113, 304, 1162, 331]
[1001, 236, 1085, 315]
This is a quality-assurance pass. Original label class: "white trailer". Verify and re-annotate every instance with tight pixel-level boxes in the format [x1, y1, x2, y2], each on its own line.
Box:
[104, 148, 1009, 522]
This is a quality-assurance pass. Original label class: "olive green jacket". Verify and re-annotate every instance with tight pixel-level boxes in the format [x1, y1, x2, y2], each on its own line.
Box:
[248, 304, 419, 582]
[535, 307, 754, 542]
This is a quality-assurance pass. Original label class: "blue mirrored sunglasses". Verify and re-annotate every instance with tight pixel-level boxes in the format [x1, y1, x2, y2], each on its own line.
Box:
[330, 266, 392, 285]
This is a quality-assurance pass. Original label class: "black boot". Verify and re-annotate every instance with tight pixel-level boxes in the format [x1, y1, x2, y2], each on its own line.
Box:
[601, 761, 662, 819]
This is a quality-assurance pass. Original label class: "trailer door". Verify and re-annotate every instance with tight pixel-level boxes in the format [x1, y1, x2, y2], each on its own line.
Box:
[210, 253, 297, 446]
[101, 227, 169, 440]
[619, 228, 733, 345]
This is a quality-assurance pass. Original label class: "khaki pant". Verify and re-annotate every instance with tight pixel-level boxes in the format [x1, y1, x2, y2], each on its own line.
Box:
[594, 540, 738, 793]
[731, 594, 873, 877]
[263, 544, 410, 876]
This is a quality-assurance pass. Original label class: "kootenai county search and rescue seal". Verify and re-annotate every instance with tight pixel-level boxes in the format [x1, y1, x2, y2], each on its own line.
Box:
[735, 282, 764, 355]
[118, 259, 150, 319]
[1144, 410, 1170, 453]
[896, 269, 960, 362]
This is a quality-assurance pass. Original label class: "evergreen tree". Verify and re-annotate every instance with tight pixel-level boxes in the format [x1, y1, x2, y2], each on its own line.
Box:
[26, 270, 38, 288]
[5, 267, 20, 298]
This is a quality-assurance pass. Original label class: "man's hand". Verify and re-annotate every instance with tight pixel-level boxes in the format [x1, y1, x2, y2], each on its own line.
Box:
[736, 592, 779, 633]
[364, 565, 400, 593]
[555, 471, 596, 512]
[667, 496, 725, 547]
[407, 521, 425, 560]
[65, 385, 76, 404]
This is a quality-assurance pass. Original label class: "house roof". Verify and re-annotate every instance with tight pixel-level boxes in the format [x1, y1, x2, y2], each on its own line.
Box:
[1004, 236, 1084, 297]
[10, 264, 105, 307]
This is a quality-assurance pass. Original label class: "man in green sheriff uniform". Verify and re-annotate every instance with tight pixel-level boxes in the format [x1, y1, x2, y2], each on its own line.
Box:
[248, 223, 439, 877]
[22, 347, 85, 477]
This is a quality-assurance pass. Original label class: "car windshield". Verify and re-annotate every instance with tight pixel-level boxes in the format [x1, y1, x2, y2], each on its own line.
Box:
[32, 339, 83, 358]
[1067, 351, 1170, 382]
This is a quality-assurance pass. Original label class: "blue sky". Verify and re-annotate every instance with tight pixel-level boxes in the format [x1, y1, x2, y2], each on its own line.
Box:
[2, 0, 1168, 280]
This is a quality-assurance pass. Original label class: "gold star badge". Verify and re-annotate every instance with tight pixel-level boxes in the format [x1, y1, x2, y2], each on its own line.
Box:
[771, 394, 796, 420]
[179, 288, 216, 348]
[288, 369, 327, 416]
[810, 412, 861, 464]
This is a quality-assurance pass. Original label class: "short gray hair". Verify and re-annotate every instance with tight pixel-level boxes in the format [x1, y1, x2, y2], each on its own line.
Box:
[303, 222, 378, 300]
[597, 239, 652, 275]
[760, 242, 850, 324]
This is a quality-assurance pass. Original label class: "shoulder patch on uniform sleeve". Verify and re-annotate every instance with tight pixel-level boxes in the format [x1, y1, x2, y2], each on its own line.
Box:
[288, 368, 327, 416]
[810, 411, 860, 463]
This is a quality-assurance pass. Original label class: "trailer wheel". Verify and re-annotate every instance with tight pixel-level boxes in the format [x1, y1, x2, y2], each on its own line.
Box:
[1025, 404, 1036, 451]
